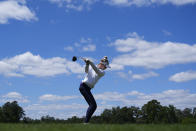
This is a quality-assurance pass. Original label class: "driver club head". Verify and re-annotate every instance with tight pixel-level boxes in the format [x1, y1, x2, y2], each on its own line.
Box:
[72, 56, 77, 62]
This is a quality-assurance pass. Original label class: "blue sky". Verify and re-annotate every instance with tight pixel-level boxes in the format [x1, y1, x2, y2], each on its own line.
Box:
[0, 0, 196, 119]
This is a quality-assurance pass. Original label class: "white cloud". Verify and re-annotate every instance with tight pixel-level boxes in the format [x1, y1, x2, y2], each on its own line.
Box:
[95, 89, 196, 109]
[39, 94, 79, 101]
[65, 37, 96, 52]
[127, 90, 144, 96]
[109, 63, 124, 70]
[25, 103, 115, 119]
[117, 71, 158, 81]
[154, 0, 196, 6]
[95, 92, 126, 102]
[49, 0, 196, 11]
[80, 37, 92, 43]
[3, 92, 22, 99]
[65, 4, 83, 11]
[80, 38, 96, 52]
[110, 32, 196, 69]
[169, 71, 196, 82]
[105, 0, 196, 7]
[104, 0, 149, 7]
[162, 30, 172, 36]
[0, 52, 84, 77]
[49, 0, 98, 11]
[0, 92, 29, 103]
[132, 71, 159, 80]
[25, 103, 87, 111]
[82, 44, 96, 52]
[0, 0, 37, 24]
[24, 89, 196, 119]
[64, 46, 74, 51]
[24, 103, 90, 119]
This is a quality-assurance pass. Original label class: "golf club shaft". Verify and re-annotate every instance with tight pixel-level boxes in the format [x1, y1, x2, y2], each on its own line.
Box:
[78, 56, 86, 61]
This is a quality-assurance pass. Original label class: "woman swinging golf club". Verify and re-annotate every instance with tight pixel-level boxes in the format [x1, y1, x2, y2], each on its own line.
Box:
[79, 56, 110, 123]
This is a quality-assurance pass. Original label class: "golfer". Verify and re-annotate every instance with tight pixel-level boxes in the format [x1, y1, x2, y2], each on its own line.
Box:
[79, 56, 110, 123]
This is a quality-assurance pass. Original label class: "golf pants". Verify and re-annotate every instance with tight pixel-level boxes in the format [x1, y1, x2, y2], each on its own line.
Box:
[79, 83, 97, 123]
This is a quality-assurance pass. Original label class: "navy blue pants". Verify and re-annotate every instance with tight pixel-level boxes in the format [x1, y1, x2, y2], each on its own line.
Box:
[79, 83, 97, 123]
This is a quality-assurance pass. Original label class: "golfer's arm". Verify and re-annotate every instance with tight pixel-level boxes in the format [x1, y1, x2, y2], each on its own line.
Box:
[85, 63, 89, 73]
[89, 61, 104, 76]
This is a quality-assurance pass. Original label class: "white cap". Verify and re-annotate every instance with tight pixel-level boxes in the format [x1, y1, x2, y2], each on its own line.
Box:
[100, 56, 111, 68]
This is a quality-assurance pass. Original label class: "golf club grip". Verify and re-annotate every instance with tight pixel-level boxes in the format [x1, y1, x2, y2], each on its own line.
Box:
[79, 57, 86, 61]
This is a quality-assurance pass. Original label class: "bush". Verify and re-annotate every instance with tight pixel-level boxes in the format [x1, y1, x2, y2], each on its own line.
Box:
[182, 118, 196, 124]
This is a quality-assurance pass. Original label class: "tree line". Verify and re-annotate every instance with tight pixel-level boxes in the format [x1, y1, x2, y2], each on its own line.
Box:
[0, 100, 196, 124]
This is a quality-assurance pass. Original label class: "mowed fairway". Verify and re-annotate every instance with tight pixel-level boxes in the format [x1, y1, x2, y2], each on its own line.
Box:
[0, 124, 195, 131]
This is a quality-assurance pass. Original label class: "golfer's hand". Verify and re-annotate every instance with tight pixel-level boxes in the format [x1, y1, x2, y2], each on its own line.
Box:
[84, 59, 90, 64]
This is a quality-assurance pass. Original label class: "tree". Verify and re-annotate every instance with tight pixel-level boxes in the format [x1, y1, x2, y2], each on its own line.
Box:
[0, 107, 3, 122]
[193, 107, 196, 119]
[1, 101, 25, 123]
[101, 109, 112, 123]
[100, 106, 136, 124]
[66, 116, 83, 123]
[182, 108, 192, 118]
[112, 106, 135, 123]
[167, 105, 178, 123]
[158, 106, 169, 123]
[131, 106, 142, 119]
[23, 117, 33, 123]
[90, 115, 102, 123]
[175, 109, 183, 123]
[41, 115, 55, 123]
[141, 99, 162, 123]
[111, 106, 122, 123]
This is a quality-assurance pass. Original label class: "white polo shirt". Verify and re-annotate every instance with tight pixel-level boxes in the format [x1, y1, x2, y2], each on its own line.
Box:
[82, 66, 105, 89]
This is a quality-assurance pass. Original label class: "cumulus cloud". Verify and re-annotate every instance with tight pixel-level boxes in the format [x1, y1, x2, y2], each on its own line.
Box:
[117, 70, 159, 81]
[0, 0, 37, 24]
[24, 89, 196, 118]
[80, 38, 96, 52]
[82, 44, 96, 52]
[24, 102, 114, 119]
[64, 46, 74, 51]
[109, 63, 124, 70]
[65, 37, 96, 52]
[155, 0, 196, 6]
[104, 0, 149, 7]
[39, 94, 79, 101]
[95, 92, 126, 102]
[132, 71, 159, 80]
[162, 30, 172, 36]
[24, 103, 88, 119]
[48, 0, 98, 11]
[169, 71, 196, 82]
[110, 32, 196, 70]
[95, 89, 196, 109]
[0, 92, 29, 103]
[25, 103, 87, 111]
[49, 0, 196, 10]
[0, 52, 84, 77]
[105, 0, 196, 7]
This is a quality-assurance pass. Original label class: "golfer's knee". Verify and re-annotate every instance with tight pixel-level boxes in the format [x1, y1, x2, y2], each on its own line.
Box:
[91, 103, 97, 111]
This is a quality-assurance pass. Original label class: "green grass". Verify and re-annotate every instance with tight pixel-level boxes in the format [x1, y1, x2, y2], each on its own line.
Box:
[0, 123, 195, 131]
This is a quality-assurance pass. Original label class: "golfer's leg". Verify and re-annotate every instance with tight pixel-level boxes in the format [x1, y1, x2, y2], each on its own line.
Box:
[79, 84, 97, 123]
[85, 89, 97, 123]
[79, 84, 91, 106]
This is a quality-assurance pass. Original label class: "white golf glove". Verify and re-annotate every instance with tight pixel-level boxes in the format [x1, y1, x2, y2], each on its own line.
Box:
[84, 59, 90, 64]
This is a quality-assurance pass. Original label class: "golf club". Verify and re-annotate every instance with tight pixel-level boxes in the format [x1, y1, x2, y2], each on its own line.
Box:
[72, 56, 86, 62]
